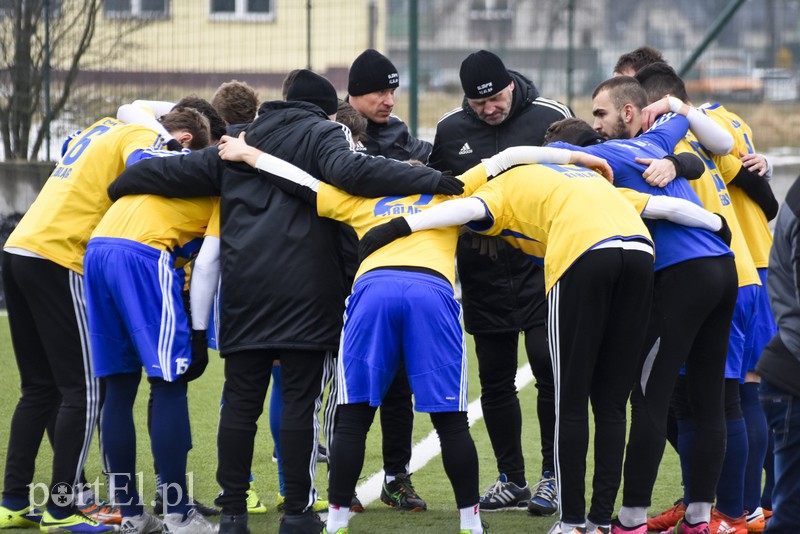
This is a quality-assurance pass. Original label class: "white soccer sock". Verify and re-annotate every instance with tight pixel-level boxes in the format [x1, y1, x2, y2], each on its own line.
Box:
[618, 506, 647, 527]
[685, 502, 712, 525]
[385, 475, 396, 484]
[459, 504, 482, 533]
[326, 504, 350, 533]
[562, 520, 585, 532]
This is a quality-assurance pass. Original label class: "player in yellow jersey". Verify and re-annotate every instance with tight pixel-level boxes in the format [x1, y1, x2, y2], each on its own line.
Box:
[84, 195, 220, 534]
[636, 63, 774, 534]
[0, 108, 208, 534]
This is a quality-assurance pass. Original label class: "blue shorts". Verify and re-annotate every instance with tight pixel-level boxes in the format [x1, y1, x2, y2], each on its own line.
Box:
[740, 269, 778, 379]
[725, 284, 760, 380]
[336, 269, 468, 413]
[84, 238, 191, 381]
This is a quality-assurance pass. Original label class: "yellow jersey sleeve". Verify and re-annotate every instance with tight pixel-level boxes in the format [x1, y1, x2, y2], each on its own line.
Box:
[316, 175, 495, 288]
[5, 119, 166, 273]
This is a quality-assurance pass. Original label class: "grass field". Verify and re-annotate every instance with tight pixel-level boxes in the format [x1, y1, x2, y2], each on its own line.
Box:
[0, 317, 683, 533]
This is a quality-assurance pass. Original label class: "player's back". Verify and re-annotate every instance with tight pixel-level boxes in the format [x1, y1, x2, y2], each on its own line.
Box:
[6, 118, 166, 273]
[467, 163, 650, 291]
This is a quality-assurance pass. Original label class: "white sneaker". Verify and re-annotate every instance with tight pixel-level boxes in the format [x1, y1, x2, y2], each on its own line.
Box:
[164, 508, 219, 534]
[120, 512, 163, 534]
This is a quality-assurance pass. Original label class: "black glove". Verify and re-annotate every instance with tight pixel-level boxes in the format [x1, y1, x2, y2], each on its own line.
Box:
[714, 213, 732, 246]
[181, 329, 209, 382]
[166, 138, 184, 152]
[358, 218, 412, 264]
[435, 171, 464, 196]
[664, 152, 705, 180]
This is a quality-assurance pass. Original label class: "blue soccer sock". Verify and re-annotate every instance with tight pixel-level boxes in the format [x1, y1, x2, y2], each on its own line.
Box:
[1, 497, 30, 512]
[150, 379, 191, 518]
[101, 372, 142, 519]
[714, 416, 747, 518]
[269, 365, 284, 496]
[740, 382, 768, 514]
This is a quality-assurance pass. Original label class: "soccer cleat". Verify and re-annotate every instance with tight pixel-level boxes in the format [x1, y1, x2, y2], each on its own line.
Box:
[349, 493, 364, 513]
[163, 508, 218, 534]
[459, 520, 489, 533]
[278, 510, 324, 534]
[323, 529, 348, 534]
[246, 484, 267, 514]
[479, 473, 531, 511]
[119, 512, 163, 534]
[0, 505, 42, 528]
[593, 527, 611, 534]
[708, 509, 747, 534]
[154, 492, 219, 517]
[218, 512, 249, 534]
[528, 471, 558, 516]
[609, 518, 647, 533]
[745, 508, 765, 533]
[648, 501, 687, 531]
[77, 497, 120, 525]
[546, 523, 588, 534]
[379, 473, 427, 512]
[661, 518, 711, 534]
[276, 495, 329, 513]
[39, 510, 115, 532]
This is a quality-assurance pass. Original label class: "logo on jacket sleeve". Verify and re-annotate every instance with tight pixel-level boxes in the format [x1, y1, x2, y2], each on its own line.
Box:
[458, 142, 473, 155]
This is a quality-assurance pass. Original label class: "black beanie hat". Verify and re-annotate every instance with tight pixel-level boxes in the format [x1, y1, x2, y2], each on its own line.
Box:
[459, 50, 513, 99]
[348, 49, 400, 96]
[286, 69, 339, 116]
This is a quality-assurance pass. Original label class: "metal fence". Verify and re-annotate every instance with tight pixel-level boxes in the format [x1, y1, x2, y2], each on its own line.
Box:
[5, 0, 800, 160]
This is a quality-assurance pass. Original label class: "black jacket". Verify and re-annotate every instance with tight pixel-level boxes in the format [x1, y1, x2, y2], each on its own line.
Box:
[428, 71, 573, 333]
[109, 100, 443, 355]
[355, 114, 432, 162]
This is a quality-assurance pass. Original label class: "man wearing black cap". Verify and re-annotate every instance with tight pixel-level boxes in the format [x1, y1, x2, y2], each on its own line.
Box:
[345, 48, 432, 514]
[347, 48, 432, 162]
[107, 69, 462, 534]
[428, 49, 572, 515]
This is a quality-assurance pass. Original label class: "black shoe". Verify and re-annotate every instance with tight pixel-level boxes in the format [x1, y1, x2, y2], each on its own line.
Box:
[350, 492, 364, 513]
[379, 473, 427, 512]
[153, 493, 220, 516]
[278, 510, 324, 534]
[316, 443, 328, 464]
[219, 512, 250, 534]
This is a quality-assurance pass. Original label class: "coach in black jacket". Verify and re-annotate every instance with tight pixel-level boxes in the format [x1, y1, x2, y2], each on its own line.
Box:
[109, 70, 457, 534]
[428, 50, 572, 514]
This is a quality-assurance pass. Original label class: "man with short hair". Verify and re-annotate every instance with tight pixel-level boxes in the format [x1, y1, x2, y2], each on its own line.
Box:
[347, 49, 432, 162]
[212, 80, 259, 126]
[344, 47, 432, 512]
[613, 46, 667, 77]
[429, 49, 572, 515]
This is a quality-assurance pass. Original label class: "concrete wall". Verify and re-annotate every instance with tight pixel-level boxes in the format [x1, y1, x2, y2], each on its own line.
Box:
[0, 162, 54, 216]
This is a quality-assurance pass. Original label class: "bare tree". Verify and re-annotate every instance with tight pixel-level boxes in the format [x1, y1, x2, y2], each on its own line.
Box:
[0, 1, 102, 160]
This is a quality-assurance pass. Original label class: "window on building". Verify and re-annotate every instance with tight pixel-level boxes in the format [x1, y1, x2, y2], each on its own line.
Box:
[210, 0, 274, 22]
[469, 0, 514, 42]
[1, 0, 62, 18]
[105, 0, 169, 19]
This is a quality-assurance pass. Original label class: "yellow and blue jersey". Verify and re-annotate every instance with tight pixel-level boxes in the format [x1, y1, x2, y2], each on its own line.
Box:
[464, 163, 652, 293]
[91, 195, 220, 266]
[677, 134, 760, 288]
[316, 162, 490, 288]
[551, 113, 732, 271]
[5, 117, 170, 273]
[701, 103, 772, 268]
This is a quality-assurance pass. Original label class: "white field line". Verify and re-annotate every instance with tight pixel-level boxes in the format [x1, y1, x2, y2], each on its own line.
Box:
[353, 364, 535, 508]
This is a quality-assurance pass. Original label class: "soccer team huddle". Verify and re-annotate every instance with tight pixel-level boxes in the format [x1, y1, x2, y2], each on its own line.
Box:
[0, 44, 793, 534]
